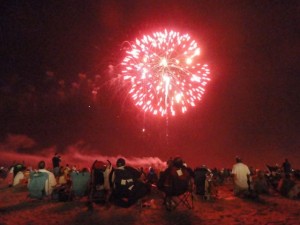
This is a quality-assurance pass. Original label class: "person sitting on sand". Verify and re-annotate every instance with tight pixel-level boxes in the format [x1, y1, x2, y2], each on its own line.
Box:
[13, 166, 27, 186]
[231, 156, 251, 196]
[58, 166, 70, 185]
[252, 170, 269, 195]
[277, 173, 300, 199]
[146, 167, 159, 186]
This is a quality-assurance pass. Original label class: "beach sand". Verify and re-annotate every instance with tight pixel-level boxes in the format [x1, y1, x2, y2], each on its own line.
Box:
[0, 179, 299, 225]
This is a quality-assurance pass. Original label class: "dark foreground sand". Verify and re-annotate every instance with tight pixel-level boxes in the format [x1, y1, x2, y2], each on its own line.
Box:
[0, 180, 299, 225]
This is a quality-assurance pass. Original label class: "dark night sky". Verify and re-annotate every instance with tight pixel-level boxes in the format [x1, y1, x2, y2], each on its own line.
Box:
[0, 0, 299, 168]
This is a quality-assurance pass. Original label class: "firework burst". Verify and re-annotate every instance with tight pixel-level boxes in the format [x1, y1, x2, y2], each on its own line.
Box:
[121, 30, 210, 116]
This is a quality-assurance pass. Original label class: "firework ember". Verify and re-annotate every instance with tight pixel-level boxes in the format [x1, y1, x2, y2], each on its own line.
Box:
[121, 30, 210, 116]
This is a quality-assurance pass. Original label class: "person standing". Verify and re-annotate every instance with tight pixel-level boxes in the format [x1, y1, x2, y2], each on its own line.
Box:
[52, 153, 61, 178]
[282, 158, 292, 175]
[231, 156, 251, 196]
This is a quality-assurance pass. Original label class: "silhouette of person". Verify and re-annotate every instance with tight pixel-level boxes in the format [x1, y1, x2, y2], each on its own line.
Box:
[52, 153, 61, 177]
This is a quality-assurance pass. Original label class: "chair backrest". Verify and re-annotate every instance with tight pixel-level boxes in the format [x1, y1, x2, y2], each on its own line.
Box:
[90, 160, 106, 186]
[162, 166, 194, 210]
[92, 169, 105, 186]
[113, 168, 135, 197]
[171, 166, 191, 195]
[70, 171, 90, 196]
[28, 171, 49, 199]
[159, 166, 191, 196]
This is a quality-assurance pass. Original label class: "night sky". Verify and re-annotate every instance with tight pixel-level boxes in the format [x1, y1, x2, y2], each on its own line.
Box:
[1, 0, 299, 168]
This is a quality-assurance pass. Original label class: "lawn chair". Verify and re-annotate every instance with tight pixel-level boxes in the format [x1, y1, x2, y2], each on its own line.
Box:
[70, 169, 90, 199]
[88, 160, 108, 204]
[158, 159, 194, 211]
[165, 185, 194, 211]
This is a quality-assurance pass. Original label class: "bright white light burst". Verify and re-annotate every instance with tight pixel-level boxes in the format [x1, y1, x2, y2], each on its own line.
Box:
[121, 30, 210, 116]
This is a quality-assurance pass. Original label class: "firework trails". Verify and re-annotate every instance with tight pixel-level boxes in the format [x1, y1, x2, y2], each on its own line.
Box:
[121, 30, 210, 116]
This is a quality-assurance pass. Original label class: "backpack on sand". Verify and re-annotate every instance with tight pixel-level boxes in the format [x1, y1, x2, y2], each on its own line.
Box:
[28, 171, 49, 199]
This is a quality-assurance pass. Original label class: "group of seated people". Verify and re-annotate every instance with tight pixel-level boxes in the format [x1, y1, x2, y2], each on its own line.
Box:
[2, 163, 30, 187]
[231, 157, 300, 199]
[1, 156, 299, 208]
[1, 157, 196, 207]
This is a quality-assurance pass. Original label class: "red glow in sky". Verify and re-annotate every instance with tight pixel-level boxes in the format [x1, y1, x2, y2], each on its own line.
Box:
[0, 1, 299, 169]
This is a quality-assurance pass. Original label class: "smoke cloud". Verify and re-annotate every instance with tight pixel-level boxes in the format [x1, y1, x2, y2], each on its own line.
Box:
[0, 134, 166, 171]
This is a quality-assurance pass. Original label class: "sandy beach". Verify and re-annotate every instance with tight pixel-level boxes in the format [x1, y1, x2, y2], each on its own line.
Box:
[1, 179, 299, 225]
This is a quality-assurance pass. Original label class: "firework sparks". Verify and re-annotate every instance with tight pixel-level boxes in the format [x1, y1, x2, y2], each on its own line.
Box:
[121, 30, 210, 116]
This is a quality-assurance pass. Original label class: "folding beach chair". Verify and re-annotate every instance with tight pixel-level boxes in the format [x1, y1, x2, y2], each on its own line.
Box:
[70, 170, 90, 198]
[158, 159, 194, 211]
[165, 185, 194, 211]
[88, 160, 108, 204]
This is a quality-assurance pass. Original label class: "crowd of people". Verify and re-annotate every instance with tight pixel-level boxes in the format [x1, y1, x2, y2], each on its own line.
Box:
[0, 154, 299, 209]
